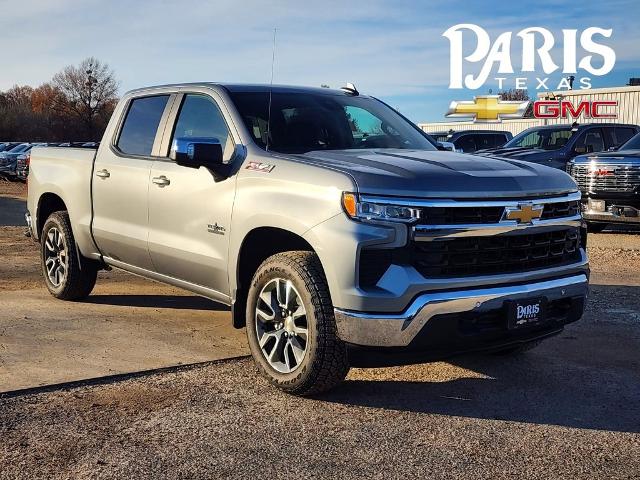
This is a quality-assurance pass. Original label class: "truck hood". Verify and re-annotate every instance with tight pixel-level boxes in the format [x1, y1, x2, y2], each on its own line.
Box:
[290, 149, 577, 199]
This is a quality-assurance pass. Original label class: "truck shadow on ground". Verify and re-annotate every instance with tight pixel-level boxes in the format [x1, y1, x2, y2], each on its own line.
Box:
[326, 348, 640, 433]
[84, 294, 229, 311]
[0, 195, 27, 226]
[324, 284, 640, 434]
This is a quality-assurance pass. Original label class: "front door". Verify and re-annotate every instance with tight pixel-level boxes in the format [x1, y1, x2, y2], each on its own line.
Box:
[148, 93, 237, 295]
[92, 94, 173, 270]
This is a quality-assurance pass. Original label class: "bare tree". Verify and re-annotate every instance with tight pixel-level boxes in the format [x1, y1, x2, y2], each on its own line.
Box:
[52, 57, 119, 140]
[497, 89, 534, 117]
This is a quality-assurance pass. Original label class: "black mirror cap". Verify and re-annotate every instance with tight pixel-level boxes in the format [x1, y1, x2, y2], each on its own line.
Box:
[170, 137, 224, 168]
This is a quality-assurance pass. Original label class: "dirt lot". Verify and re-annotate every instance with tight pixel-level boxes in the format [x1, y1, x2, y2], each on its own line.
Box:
[0, 181, 247, 391]
[1, 179, 639, 478]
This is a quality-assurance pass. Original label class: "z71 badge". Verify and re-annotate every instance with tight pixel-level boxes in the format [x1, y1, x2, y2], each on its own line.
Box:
[245, 162, 275, 173]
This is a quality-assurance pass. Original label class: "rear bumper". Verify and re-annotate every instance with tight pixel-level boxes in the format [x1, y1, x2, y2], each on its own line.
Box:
[334, 274, 588, 348]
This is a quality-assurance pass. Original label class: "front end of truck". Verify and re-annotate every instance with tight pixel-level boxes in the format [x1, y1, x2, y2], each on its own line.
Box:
[311, 189, 589, 365]
[568, 153, 640, 228]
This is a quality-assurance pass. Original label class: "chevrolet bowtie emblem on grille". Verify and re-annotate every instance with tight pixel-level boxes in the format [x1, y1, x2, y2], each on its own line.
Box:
[504, 204, 544, 224]
[446, 95, 530, 123]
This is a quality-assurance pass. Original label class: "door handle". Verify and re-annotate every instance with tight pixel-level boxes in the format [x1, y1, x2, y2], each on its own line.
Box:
[96, 169, 110, 179]
[152, 175, 171, 187]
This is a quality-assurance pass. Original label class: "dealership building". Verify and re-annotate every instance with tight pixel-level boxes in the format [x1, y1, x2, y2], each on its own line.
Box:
[418, 85, 640, 136]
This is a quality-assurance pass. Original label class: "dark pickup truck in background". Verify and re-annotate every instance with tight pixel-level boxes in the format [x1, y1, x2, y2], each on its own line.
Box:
[567, 132, 640, 232]
[430, 129, 512, 153]
[476, 123, 639, 170]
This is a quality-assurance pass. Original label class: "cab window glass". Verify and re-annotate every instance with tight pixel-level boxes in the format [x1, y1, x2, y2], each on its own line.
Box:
[613, 127, 635, 146]
[172, 94, 233, 161]
[576, 129, 604, 152]
[117, 95, 170, 156]
[456, 135, 476, 152]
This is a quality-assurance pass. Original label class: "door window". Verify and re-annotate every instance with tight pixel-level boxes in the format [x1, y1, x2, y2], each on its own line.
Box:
[576, 129, 605, 153]
[117, 95, 170, 156]
[455, 135, 477, 152]
[171, 94, 233, 161]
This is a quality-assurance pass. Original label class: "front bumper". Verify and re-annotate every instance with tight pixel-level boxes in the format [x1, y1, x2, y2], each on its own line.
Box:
[583, 201, 640, 224]
[334, 274, 588, 347]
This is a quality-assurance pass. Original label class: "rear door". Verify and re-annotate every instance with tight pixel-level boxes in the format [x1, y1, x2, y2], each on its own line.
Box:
[147, 91, 238, 295]
[91, 94, 174, 269]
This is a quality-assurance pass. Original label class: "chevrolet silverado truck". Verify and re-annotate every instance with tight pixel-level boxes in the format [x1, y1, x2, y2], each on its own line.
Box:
[476, 123, 639, 170]
[26, 83, 589, 395]
[567, 132, 640, 232]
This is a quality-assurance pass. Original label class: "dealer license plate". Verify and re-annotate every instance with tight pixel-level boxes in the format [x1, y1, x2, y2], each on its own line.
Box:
[508, 297, 546, 329]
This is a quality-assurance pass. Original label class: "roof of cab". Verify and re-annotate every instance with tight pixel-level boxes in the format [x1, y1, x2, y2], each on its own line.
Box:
[125, 82, 360, 97]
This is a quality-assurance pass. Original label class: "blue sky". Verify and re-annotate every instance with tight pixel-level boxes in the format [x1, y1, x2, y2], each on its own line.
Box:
[0, 0, 638, 121]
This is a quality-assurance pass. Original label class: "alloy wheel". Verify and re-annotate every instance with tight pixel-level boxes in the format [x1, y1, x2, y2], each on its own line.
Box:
[255, 278, 308, 373]
[44, 227, 67, 287]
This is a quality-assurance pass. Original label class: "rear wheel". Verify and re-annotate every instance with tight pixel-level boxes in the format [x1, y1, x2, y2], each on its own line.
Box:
[41, 211, 98, 300]
[246, 251, 349, 395]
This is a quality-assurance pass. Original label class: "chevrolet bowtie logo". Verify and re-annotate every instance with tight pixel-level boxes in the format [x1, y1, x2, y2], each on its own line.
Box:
[446, 95, 530, 122]
[504, 204, 544, 224]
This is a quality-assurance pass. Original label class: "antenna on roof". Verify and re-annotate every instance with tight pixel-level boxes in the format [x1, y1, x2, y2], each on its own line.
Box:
[265, 28, 277, 152]
[341, 82, 359, 96]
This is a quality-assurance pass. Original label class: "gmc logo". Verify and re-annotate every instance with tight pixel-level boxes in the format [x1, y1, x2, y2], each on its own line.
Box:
[534, 100, 617, 119]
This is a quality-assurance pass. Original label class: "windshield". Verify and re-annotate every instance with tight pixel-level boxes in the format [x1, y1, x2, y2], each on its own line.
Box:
[8, 144, 30, 153]
[229, 91, 436, 154]
[620, 133, 640, 150]
[505, 127, 575, 151]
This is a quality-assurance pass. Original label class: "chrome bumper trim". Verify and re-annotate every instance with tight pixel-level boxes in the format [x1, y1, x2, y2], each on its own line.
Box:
[334, 274, 588, 347]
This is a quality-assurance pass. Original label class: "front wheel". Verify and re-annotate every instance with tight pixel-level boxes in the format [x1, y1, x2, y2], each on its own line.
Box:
[246, 251, 349, 395]
[41, 211, 98, 300]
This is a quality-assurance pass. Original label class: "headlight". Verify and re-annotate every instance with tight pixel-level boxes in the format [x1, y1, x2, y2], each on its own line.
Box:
[342, 193, 421, 223]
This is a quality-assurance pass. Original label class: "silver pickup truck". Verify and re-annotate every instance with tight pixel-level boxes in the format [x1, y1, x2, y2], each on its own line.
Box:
[26, 83, 589, 395]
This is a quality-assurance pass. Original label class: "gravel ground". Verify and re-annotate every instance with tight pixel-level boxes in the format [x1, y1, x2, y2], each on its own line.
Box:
[1, 256, 639, 478]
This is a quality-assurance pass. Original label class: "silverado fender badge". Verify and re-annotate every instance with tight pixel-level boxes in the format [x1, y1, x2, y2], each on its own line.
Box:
[246, 161, 275, 173]
[207, 223, 226, 235]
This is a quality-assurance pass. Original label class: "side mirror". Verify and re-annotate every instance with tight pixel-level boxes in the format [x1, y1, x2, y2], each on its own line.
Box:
[170, 137, 224, 169]
[586, 144, 594, 153]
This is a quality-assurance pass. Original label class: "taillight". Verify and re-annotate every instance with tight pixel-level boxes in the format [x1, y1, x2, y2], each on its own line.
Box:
[25, 152, 31, 187]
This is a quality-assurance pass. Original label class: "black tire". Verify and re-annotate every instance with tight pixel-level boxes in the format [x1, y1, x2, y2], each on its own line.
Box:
[246, 251, 349, 395]
[491, 339, 542, 356]
[41, 211, 98, 300]
[587, 222, 608, 233]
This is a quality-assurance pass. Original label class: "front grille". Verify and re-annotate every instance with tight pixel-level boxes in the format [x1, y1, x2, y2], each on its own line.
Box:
[540, 200, 580, 219]
[569, 163, 640, 193]
[419, 206, 503, 225]
[411, 228, 581, 278]
[418, 200, 579, 225]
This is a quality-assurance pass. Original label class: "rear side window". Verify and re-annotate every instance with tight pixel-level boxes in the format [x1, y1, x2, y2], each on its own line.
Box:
[117, 95, 170, 156]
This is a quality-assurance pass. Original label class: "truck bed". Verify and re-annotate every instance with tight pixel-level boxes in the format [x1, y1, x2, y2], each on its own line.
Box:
[27, 146, 99, 258]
